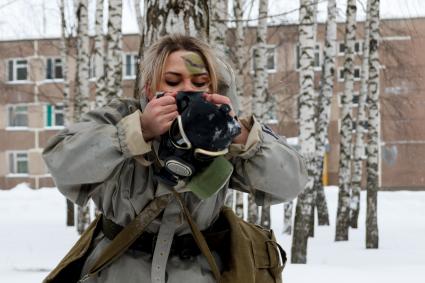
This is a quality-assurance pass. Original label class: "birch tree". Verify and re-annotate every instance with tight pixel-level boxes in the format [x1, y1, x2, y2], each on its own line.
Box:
[105, 0, 123, 101]
[335, 0, 357, 241]
[60, 0, 74, 227]
[311, 0, 337, 228]
[74, 0, 91, 234]
[291, 0, 317, 263]
[247, 0, 272, 228]
[210, 0, 228, 56]
[350, 0, 372, 228]
[95, 0, 107, 108]
[134, 0, 210, 99]
[366, 0, 380, 249]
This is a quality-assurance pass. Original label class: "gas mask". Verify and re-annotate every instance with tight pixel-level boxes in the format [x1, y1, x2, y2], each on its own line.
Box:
[156, 91, 241, 187]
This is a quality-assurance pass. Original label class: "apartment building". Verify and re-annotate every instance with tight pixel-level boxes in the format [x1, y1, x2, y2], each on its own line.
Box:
[1, 17, 424, 190]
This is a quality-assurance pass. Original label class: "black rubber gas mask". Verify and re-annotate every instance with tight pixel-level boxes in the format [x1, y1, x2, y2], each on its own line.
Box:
[156, 91, 241, 186]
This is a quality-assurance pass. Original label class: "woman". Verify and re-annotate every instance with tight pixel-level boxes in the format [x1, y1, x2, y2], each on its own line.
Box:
[43, 34, 308, 283]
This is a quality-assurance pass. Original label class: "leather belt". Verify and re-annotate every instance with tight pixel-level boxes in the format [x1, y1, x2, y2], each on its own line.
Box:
[101, 215, 228, 259]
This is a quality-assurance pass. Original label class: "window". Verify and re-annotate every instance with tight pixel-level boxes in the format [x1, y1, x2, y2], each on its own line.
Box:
[296, 44, 321, 69]
[45, 104, 65, 127]
[338, 66, 362, 82]
[8, 152, 29, 174]
[46, 58, 63, 80]
[337, 92, 360, 107]
[8, 59, 28, 81]
[252, 46, 276, 72]
[8, 105, 28, 127]
[123, 54, 138, 79]
[89, 55, 96, 79]
[338, 41, 363, 56]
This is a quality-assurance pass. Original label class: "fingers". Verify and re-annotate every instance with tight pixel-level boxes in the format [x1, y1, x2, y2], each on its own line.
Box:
[203, 93, 232, 105]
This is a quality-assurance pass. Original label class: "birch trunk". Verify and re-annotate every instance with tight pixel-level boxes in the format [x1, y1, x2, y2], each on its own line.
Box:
[75, 0, 91, 234]
[366, 0, 380, 249]
[248, 0, 271, 228]
[283, 201, 293, 234]
[335, 0, 357, 241]
[95, 0, 107, 108]
[312, 0, 336, 227]
[210, 0, 228, 56]
[233, 0, 245, 102]
[134, 0, 209, 99]
[60, 0, 74, 227]
[291, 0, 317, 264]
[350, 0, 372, 229]
[105, 0, 123, 102]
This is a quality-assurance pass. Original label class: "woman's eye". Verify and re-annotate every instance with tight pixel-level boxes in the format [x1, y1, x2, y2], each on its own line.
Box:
[192, 81, 208, 87]
[165, 80, 180, 86]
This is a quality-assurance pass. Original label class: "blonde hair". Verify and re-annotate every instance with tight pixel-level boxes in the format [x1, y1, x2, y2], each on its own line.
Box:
[138, 34, 219, 98]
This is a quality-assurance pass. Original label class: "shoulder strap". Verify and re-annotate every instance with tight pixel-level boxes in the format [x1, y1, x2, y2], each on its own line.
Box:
[86, 194, 171, 278]
[172, 190, 221, 282]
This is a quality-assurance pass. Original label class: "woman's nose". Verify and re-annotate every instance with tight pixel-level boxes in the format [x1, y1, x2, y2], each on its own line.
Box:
[181, 80, 196, 91]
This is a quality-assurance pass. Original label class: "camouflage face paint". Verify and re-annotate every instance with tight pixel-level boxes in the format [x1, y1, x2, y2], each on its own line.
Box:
[182, 52, 207, 75]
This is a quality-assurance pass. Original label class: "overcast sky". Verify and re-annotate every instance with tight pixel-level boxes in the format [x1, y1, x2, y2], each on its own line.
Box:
[0, 0, 424, 40]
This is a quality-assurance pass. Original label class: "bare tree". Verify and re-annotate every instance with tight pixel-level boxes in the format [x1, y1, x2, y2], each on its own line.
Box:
[291, 0, 317, 264]
[60, 0, 74, 227]
[95, 0, 107, 108]
[105, 0, 123, 101]
[312, 0, 337, 228]
[335, 0, 357, 242]
[210, 0, 228, 56]
[134, 0, 210, 99]
[350, 0, 372, 229]
[366, 0, 380, 249]
[74, 0, 91, 234]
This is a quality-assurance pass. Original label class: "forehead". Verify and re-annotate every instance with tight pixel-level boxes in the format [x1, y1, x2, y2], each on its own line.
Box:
[164, 50, 208, 74]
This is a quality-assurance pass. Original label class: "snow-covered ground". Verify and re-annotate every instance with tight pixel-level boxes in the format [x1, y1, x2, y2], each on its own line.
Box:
[1, 184, 424, 283]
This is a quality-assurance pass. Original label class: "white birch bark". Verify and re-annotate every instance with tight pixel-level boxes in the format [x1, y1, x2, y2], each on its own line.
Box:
[233, 0, 245, 102]
[291, 0, 317, 264]
[105, 0, 123, 102]
[95, 0, 107, 108]
[134, 0, 209, 99]
[75, 0, 91, 234]
[283, 201, 293, 234]
[252, 0, 268, 120]
[312, 0, 336, 227]
[135, 0, 144, 35]
[210, 0, 228, 56]
[335, 0, 357, 241]
[60, 0, 75, 227]
[350, 0, 372, 229]
[248, 0, 271, 228]
[366, 0, 380, 249]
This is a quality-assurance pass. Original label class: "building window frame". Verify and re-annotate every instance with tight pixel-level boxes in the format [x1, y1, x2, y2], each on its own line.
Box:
[7, 104, 29, 129]
[337, 91, 360, 108]
[89, 54, 96, 81]
[296, 43, 321, 71]
[7, 151, 29, 175]
[337, 66, 362, 82]
[45, 57, 64, 81]
[123, 53, 138, 80]
[338, 40, 364, 56]
[251, 45, 277, 73]
[45, 104, 65, 128]
[7, 58, 29, 82]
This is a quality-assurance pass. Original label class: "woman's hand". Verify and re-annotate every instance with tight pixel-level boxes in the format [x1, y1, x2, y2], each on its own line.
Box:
[203, 93, 249, 145]
[140, 92, 178, 141]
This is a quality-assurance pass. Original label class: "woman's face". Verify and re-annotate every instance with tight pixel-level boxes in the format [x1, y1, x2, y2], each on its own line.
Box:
[157, 50, 211, 94]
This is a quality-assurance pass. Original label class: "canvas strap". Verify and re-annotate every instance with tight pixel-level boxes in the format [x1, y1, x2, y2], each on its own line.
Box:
[171, 190, 222, 282]
[85, 194, 171, 278]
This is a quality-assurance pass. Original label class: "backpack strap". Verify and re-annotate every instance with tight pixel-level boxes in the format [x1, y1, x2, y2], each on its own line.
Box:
[171, 190, 221, 282]
[84, 194, 171, 279]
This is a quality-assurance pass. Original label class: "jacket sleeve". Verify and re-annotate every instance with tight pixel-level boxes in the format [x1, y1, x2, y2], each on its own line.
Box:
[228, 116, 308, 205]
[42, 99, 152, 206]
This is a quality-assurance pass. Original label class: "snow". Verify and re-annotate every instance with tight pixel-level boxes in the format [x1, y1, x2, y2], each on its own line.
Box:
[0, 0, 424, 40]
[1, 184, 425, 282]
